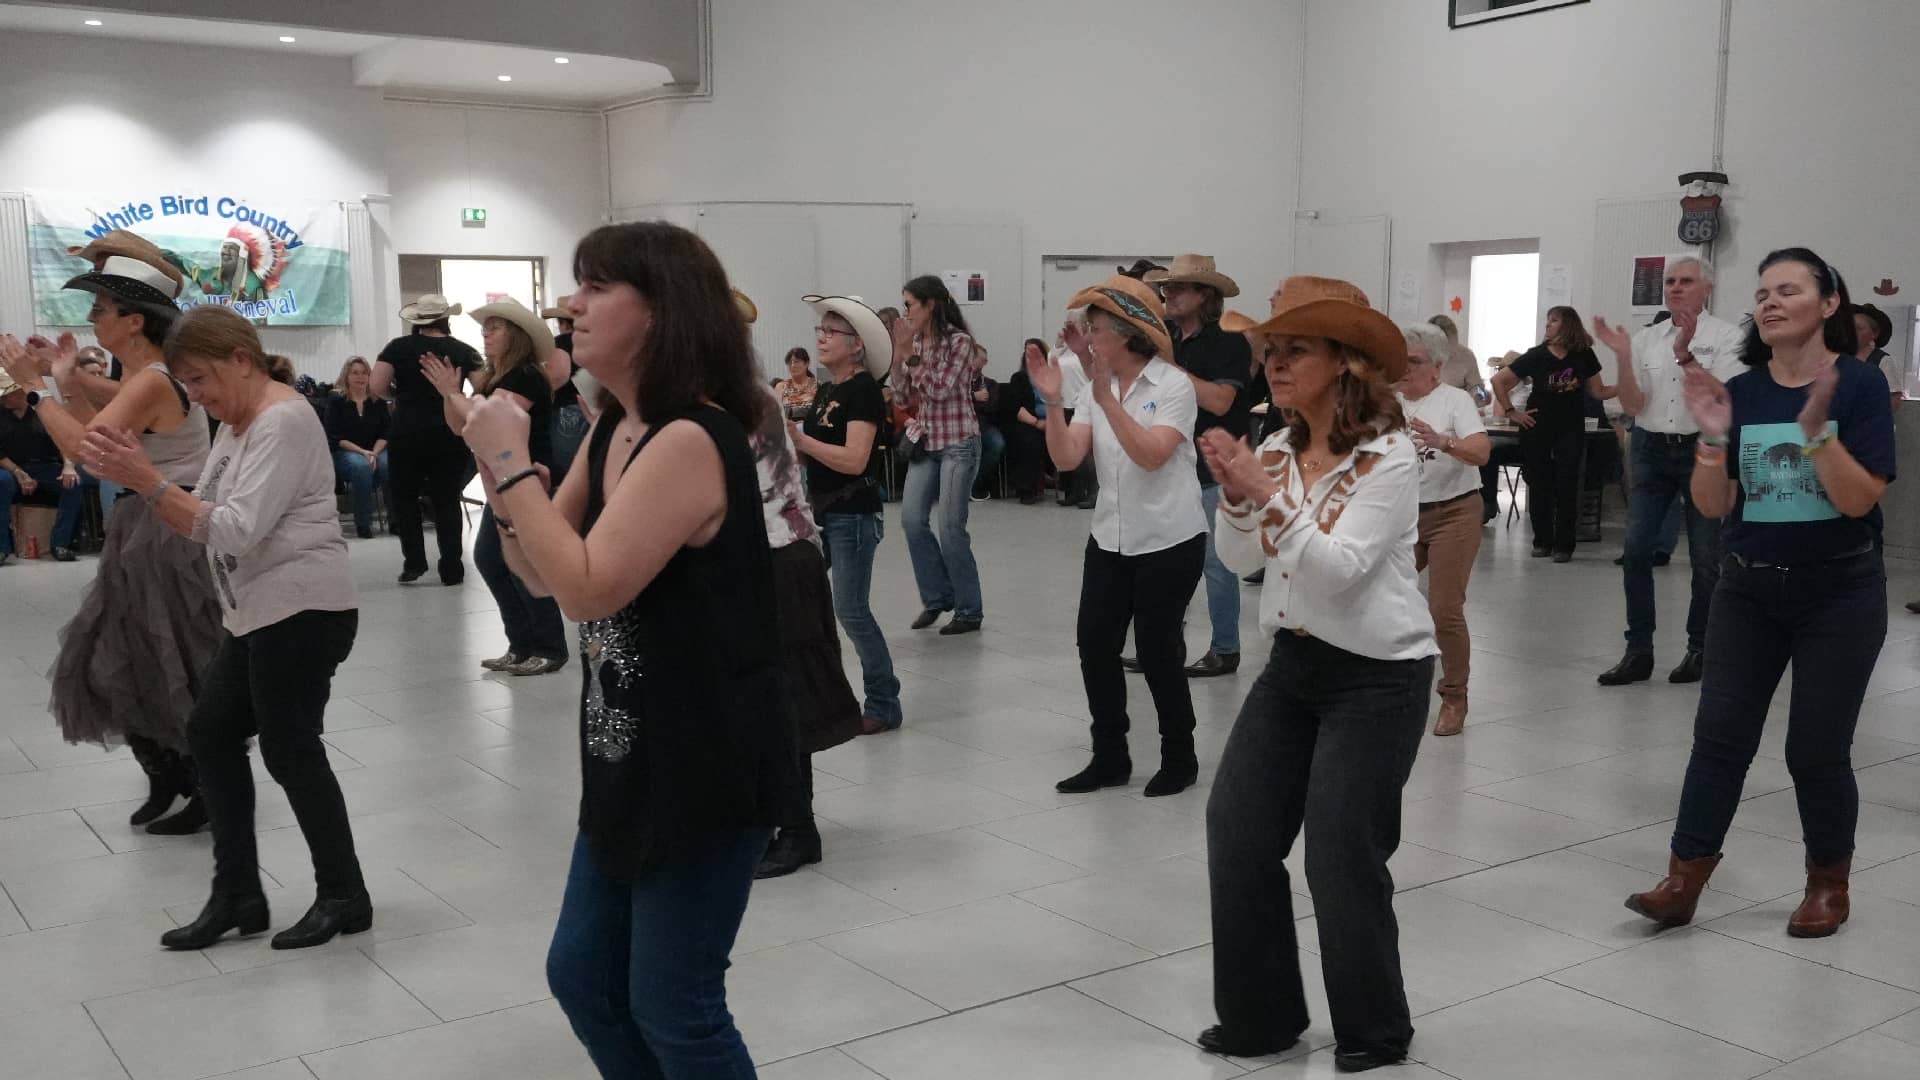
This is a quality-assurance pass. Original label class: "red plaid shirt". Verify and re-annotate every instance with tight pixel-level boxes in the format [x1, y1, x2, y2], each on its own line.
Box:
[895, 330, 980, 451]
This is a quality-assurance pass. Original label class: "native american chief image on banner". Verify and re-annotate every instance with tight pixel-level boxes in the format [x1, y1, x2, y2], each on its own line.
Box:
[25, 189, 353, 327]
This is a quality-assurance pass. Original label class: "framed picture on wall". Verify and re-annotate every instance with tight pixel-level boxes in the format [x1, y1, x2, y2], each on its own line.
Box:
[1449, 0, 1589, 29]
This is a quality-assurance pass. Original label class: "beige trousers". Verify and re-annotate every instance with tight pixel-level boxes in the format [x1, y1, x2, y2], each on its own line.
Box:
[1415, 494, 1483, 703]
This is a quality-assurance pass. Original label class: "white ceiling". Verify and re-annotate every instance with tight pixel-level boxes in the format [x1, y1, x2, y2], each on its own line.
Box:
[0, 3, 674, 108]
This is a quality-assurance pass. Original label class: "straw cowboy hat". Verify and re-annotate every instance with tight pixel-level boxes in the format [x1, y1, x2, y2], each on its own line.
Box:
[1069, 275, 1174, 360]
[469, 298, 556, 361]
[804, 295, 892, 381]
[1219, 310, 1257, 334]
[0, 369, 22, 397]
[732, 288, 759, 325]
[399, 294, 461, 325]
[1249, 276, 1410, 382]
[62, 230, 184, 310]
[541, 295, 572, 321]
[1145, 254, 1241, 298]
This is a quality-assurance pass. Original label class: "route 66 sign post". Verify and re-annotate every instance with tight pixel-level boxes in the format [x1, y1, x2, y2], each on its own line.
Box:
[1678, 170, 1728, 246]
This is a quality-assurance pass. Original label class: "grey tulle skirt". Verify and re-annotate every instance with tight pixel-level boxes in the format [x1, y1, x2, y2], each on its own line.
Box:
[48, 496, 222, 751]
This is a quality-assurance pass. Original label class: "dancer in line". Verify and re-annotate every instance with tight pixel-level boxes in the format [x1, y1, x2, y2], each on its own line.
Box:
[892, 275, 985, 635]
[1626, 248, 1894, 939]
[0, 232, 218, 836]
[1200, 277, 1435, 1073]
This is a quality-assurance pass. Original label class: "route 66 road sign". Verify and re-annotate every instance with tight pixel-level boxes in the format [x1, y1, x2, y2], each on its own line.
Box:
[1679, 194, 1722, 245]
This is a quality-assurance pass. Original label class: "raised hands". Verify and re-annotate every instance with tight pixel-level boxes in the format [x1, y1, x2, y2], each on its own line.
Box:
[1024, 343, 1063, 403]
[419, 352, 465, 398]
[1591, 316, 1633, 359]
[1682, 364, 1732, 442]
[1796, 361, 1840, 443]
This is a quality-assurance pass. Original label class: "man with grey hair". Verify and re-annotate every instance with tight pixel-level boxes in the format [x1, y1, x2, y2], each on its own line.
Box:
[1592, 254, 1747, 686]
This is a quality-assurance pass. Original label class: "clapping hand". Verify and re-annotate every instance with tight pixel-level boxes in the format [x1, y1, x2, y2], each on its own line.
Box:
[1682, 364, 1732, 441]
[0, 336, 47, 391]
[1796, 361, 1839, 443]
[1592, 316, 1632, 359]
[1407, 416, 1444, 454]
[79, 426, 161, 492]
[419, 352, 465, 397]
[1200, 428, 1276, 508]
[1671, 309, 1699, 364]
[461, 394, 532, 473]
[1025, 343, 1063, 403]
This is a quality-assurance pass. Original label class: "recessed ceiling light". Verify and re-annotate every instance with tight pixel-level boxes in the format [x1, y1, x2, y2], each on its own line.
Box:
[553, 57, 570, 64]
[84, 18, 103, 26]
[497, 74, 513, 82]
[279, 35, 297, 43]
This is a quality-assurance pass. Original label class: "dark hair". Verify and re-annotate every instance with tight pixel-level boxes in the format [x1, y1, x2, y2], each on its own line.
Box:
[410, 317, 452, 336]
[875, 306, 900, 328]
[1853, 303, 1893, 350]
[1023, 337, 1049, 362]
[1545, 306, 1594, 352]
[902, 275, 972, 343]
[107, 296, 177, 348]
[572, 222, 768, 430]
[1741, 247, 1857, 366]
[1118, 259, 1165, 280]
[1091, 310, 1156, 361]
[1270, 339, 1406, 457]
[784, 347, 811, 368]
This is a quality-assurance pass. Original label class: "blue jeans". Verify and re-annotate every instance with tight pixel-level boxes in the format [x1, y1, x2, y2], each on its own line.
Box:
[331, 450, 387, 535]
[547, 827, 771, 1079]
[97, 478, 127, 525]
[901, 435, 983, 619]
[976, 424, 1006, 490]
[1624, 428, 1722, 652]
[474, 506, 568, 661]
[821, 513, 903, 728]
[0, 464, 85, 553]
[1655, 494, 1683, 556]
[1671, 552, 1885, 865]
[1199, 484, 1241, 656]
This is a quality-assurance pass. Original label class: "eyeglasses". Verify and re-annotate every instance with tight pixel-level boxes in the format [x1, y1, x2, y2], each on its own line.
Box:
[814, 325, 858, 338]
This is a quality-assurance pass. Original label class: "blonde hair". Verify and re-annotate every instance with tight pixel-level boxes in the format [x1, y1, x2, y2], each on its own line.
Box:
[163, 306, 295, 384]
[474, 317, 536, 394]
[335, 355, 371, 394]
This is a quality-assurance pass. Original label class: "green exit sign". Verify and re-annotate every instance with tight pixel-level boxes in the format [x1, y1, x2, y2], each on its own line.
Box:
[461, 207, 488, 226]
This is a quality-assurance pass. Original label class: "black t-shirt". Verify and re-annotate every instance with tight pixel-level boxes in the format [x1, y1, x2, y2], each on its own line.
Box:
[1507, 344, 1601, 434]
[322, 395, 391, 452]
[485, 364, 555, 467]
[1722, 356, 1897, 564]
[377, 333, 482, 438]
[1172, 320, 1254, 485]
[0, 398, 62, 468]
[552, 332, 581, 410]
[802, 371, 884, 516]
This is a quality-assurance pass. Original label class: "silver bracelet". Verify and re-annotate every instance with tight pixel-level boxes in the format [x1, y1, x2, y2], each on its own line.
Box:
[143, 478, 172, 504]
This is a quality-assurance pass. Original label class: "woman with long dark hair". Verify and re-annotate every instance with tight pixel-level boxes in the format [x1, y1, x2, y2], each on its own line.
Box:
[1002, 337, 1055, 503]
[1490, 305, 1612, 561]
[892, 274, 985, 634]
[1198, 277, 1436, 1073]
[373, 294, 482, 585]
[457, 222, 800, 1076]
[1625, 248, 1894, 940]
[0, 232, 219, 836]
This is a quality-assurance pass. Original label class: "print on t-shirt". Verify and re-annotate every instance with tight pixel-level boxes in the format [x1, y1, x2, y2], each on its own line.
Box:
[1738, 421, 1840, 524]
[199, 452, 241, 609]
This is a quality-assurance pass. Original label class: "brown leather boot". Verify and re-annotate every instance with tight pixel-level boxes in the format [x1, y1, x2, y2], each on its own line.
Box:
[1433, 698, 1466, 737]
[1787, 858, 1850, 938]
[1624, 853, 1722, 927]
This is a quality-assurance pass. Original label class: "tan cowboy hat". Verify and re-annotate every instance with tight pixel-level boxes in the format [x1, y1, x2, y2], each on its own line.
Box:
[399, 294, 462, 324]
[1144, 254, 1241, 298]
[804, 294, 892, 381]
[1489, 349, 1523, 370]
[1220, 310, 1257, 334]
[63, 230, 184, 310]
[1069, 275, 1174, 360]
[0, 369, 22, 397]
[732, 288, 759, 324]
[469, 298, 556, 362]
[1248, 276, 1410, 382]
[541, 295, 573, 321]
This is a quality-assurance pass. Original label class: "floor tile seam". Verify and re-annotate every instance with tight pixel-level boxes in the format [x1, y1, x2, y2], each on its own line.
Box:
[1420, 872, 1767, 952]
[1534, 977, 1787, 1067]
[1049, 981, 1277, 1074]
[391, 866, 494, 929]
[77, 995, 137, 1080]
[359, 945, 461, 1026]
[1457, 786, 1676, 832]
[1696, 922, 1920, 999]
[997, 884, 1175, 959]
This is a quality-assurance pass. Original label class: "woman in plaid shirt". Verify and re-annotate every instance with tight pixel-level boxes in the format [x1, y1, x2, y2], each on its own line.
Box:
[892, 275, 986, 635]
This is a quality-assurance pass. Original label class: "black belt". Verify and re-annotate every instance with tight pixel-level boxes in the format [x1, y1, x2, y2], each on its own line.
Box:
[1726, 543, 1875, 571]
[1640, 430, 1700, 445]
[1418, 491, 1479, 512]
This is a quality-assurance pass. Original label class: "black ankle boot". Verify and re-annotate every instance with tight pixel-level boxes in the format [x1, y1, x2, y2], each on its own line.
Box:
[755, 827, 824, 879]
[146, 795, 207, 836]
[272, 891, 373, 950]
[1197, 1025, 1299, 1058]
[129, 774, 182, 827]
[126, 736, 186, 826]
[1055, 758, 1131, 794]
[161, 892, 270, 950]
[1144, 760, 1199, 797]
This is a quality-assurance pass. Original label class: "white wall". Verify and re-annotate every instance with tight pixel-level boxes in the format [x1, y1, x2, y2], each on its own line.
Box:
[383, 101, 610, 312]
[607, 0, 1307, 361]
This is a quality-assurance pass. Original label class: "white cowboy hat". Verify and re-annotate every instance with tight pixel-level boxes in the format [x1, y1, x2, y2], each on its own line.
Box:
[469, 298, 556, 362]
[803, 295, 892, 381]
[399, 294, 462, 324]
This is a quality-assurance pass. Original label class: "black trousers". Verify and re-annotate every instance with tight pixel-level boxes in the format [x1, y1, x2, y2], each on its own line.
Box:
[387, 427, 471, 580]
[1207, 632, 1433, 1055]
[190, 609, 364, 899]
[1520, 426, 1584, 553]
[1004, 422, 1050, 495]
[1077, 535, 1205, 767]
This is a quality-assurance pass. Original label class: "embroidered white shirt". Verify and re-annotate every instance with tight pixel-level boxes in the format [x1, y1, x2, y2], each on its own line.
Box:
[1627, 312, 1747, 434]
[1072, 358, 1206, 555]
[1215, 427, 1438, 661]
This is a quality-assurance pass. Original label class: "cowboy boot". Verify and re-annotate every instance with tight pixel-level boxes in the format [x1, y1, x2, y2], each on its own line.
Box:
[147, 755, 207, 836]
[126, 735, 185, 827]
[1624, 853, 1722, 927]
[1433, 697, 1467, 737]
[1787, 858, 1850, 938]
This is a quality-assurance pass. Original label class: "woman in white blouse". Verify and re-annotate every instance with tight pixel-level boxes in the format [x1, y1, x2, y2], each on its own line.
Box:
[1399, 322, 1492, 736]
[1195, 277, 1437, 1074]
[1027, 276, 1207, 798]
[83, 306, 367, 953]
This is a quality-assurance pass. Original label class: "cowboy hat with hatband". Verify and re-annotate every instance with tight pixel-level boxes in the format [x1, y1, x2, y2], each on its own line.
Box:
[1248, 276, 1409, 383]
[399, 294, 461, 325]
[1144, 254, 1241, 298]
[469, 298, 556, 362]
[1069, 275, 1174, 361]
[803, 295, 892, 381]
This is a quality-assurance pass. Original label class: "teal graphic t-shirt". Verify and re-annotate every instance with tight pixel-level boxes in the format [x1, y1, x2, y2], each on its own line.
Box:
[1721, 356, 1896, 564]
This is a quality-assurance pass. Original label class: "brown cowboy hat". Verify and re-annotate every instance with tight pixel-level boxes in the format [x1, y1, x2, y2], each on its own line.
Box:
[732, 288, 758, 324]
[1069, 275, 1174, 360]
[62, 230, 185, 309]
[1220, 310, 1257, 334]
[541, 295, 573, 321]
[1144, 254, 1240, 298]
[1249, 276, 1409, 382]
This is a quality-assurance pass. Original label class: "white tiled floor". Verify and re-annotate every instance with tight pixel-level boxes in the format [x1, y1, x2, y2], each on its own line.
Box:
[4, 500, 1920, 1078]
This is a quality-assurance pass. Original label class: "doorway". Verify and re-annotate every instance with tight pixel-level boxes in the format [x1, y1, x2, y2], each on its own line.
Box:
[1467, 252, 1542, 363]
[396, 255, 546, 356]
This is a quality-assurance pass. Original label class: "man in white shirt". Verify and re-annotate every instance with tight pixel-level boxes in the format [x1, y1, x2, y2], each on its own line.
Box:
[1592, 255, 1747, 687]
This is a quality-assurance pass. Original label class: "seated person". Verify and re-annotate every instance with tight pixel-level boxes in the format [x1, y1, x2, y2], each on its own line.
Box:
[324, 356, 391, 539]
[0, 371, 85, 562]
